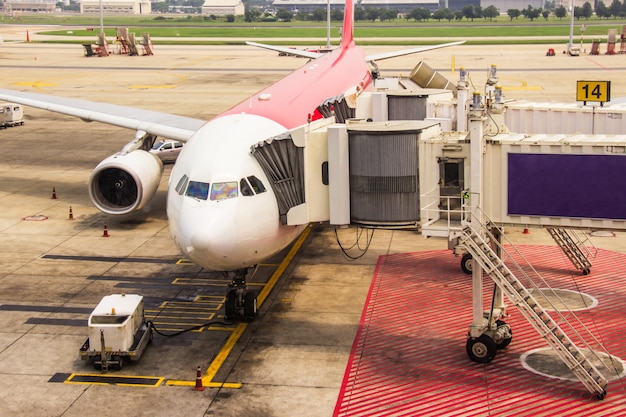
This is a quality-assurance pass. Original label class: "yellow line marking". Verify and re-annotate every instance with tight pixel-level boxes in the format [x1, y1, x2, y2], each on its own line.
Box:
[166, 322, 246, 389]
[257, 226, 311, 307]
[165, 226, 311, 389]
[64, 373, 164, 387]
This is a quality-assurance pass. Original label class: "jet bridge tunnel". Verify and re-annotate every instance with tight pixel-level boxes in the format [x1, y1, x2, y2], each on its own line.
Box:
[251, 83, 626, 233]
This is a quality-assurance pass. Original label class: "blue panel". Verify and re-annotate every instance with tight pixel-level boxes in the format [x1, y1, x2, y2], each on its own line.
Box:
[508, 153, 626, 220]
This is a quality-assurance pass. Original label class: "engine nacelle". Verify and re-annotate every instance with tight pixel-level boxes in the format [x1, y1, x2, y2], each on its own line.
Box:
[89, 150, 164, 215]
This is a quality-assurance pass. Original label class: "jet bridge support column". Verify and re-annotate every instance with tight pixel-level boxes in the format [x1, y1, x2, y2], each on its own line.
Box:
[468, 98, 486, 338]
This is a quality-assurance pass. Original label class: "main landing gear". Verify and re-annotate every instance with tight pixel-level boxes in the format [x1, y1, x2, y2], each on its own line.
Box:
[466, 319, 512, 363]
[224, 268, 258, 322]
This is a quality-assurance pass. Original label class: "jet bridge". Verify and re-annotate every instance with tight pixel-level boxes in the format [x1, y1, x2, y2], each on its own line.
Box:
[250, 66, 626, 398]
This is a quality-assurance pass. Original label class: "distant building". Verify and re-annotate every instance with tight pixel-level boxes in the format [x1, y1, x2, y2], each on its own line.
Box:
[80, 0, 151, 14]
[202, 0, 245, 16]
[4, 0, 56, 13]
[271, 0, 440, 13]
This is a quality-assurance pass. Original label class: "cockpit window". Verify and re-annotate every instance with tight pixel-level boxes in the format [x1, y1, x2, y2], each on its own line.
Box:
[247, 176, 266, 194]
[210, 182, 238, 201]
[186, 181, 210, 200]
[240, 178, 254, 197]
[175, 175, 189, 195]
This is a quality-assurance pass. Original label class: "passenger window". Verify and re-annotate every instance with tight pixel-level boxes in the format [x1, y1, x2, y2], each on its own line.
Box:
[210, 182, 238, 201]
[240, 178, 254, 197]
[163, 143, 172, 150]
[247, 176, 266, 194]
[186, 181, 210, 200]
[175, 143, 183, 149]
[175, 175, 189, 195]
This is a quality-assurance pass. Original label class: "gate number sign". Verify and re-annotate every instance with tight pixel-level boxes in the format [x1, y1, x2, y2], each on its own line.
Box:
[576, 80, 611, 104]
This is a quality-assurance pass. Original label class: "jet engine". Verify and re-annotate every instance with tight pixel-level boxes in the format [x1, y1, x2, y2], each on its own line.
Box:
[89, 150, 164, 215]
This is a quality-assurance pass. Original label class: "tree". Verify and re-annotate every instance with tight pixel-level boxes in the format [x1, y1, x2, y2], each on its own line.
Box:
[554, 4, 567, 18]
[574, 5, 582, 19]
[225, 14, 235, 22]
[462, 5, 476, 21]
[507, 8, 521, 20]
[432, 8, 454, 21]
[311, 7, 326, 22]
[522, 5, 542, 21]
[609, 0, 622, 18]
[276, 8, 293, 22]
[354, 6, 366, 21]
[542, 10, 549, 20]
[408, 7, 431, 21]
[582, 2, 593, 18]
[380, 9, 399, 21]
[331, 8, 344, 21]
[365, 7, 381, 22]
[483, 5, 499, 20]
[244, 8, 261, 22]
[596, 1, 612, 18]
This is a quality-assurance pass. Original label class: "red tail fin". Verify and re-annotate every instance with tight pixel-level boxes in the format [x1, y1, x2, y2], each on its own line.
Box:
[341, 0, 354, 49]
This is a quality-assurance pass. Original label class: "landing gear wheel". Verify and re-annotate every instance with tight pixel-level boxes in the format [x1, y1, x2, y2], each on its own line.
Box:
[461, 253, 473, 275]
[583, 268, 591, 275]
[225, 290, 237, 321]
[466, 334, 497, 363]
[495, 320, 513, 349]
[244, 291, 258, 321]
[115, 356, 124, 371]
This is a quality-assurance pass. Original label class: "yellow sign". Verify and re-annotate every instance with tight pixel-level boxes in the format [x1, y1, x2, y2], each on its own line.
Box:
[576, 80, 611, 103]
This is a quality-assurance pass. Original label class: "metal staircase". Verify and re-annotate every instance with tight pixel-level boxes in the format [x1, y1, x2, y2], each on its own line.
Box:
[460, 214, 609, 399]
[546, 227, 595, 275]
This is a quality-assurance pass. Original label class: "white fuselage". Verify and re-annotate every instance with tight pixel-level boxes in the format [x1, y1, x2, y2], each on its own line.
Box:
[167, 113, 306, 271]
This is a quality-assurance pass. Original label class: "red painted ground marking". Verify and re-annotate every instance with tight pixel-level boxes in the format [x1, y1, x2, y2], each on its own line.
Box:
[334, 246, 626, 417]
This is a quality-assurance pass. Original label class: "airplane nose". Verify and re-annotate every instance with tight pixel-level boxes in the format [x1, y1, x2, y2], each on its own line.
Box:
[190, 214, 236, 257]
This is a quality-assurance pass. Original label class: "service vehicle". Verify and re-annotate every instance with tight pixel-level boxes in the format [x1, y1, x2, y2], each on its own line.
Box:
[79, 293, 152, 371]
[149, 139, 183, 162]
[0, 102, 24, 127]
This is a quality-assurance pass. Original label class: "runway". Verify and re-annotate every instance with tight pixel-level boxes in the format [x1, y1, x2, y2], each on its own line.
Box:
[1, 40, 626, 416]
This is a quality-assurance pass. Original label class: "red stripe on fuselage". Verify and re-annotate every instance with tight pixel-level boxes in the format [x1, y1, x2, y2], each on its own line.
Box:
[219, 43, 371, 129]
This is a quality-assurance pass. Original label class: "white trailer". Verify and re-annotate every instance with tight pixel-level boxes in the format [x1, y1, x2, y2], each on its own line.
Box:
[0, 103, 24, 127]
[79, 294, 152, 371]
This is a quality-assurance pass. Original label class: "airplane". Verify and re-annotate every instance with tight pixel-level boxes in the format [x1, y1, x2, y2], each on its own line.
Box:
[0, 0, 463, 320]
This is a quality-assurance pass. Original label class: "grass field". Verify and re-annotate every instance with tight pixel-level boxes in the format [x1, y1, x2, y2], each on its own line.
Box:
[4, 13, 626, 45]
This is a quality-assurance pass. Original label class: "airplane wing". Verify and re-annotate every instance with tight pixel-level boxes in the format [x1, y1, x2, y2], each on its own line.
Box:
[0, 88, 205, 141]
[246, 41, 322, 60]
[365, 40, 465, 62]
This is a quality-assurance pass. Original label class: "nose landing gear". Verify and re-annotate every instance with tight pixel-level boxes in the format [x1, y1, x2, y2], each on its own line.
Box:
[224, 268, 258, 322]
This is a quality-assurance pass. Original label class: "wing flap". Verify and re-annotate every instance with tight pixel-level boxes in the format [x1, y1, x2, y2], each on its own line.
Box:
[0, 89, 205, 141]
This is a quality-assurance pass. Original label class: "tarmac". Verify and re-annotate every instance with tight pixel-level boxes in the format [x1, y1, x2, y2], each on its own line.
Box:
[1, 30, 626, 417]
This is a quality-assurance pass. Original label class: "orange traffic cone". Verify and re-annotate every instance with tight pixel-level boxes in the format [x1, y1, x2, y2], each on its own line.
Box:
[192, 366, 205, 391]
[102, 223, 110, 237]
[51, 187, 57, 199]
[26, 30, 30, 42]
[523, 228, 530, 234]
[68, 206, 74, 220]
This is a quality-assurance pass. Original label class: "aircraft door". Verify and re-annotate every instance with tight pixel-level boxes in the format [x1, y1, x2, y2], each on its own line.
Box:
[438, 158, 464, 221]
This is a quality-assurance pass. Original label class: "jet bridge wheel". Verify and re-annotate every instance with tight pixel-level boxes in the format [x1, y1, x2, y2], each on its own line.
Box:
[461, 253, 473, 275]
[466, 334, 497, 363]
